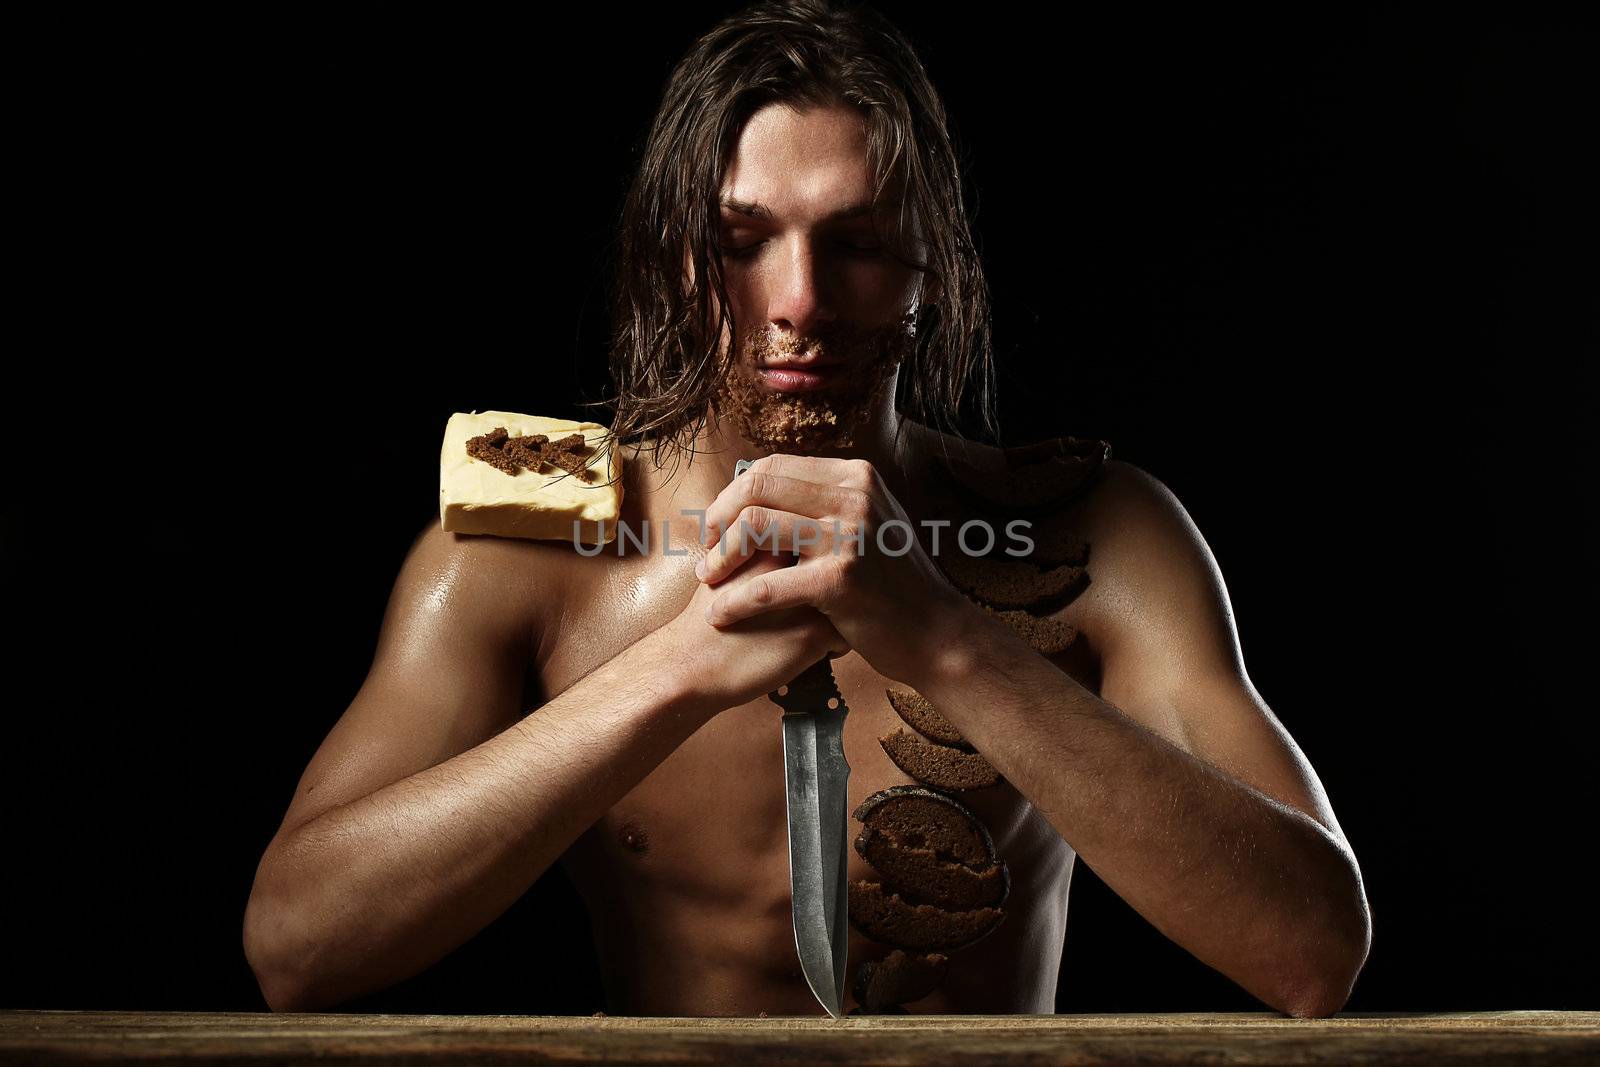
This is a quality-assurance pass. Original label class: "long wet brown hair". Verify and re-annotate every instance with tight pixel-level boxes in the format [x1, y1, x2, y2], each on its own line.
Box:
[593, 0, 999, 473]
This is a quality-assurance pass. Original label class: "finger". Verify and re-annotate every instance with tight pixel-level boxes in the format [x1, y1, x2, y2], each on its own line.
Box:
[702, 540, 790, 581]
[754, 453, 881, 493]
[703, 470, 859, 548]
[698, 507, 849, 585]
[693, 515, 790, 587]
[706, 557, 837, 627]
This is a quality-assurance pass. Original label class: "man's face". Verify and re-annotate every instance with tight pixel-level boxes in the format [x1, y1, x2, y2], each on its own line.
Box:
[705, 103, 925, 453]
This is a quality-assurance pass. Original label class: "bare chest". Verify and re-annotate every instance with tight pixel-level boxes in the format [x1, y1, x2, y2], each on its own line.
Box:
[534, 541, 1102, 1013]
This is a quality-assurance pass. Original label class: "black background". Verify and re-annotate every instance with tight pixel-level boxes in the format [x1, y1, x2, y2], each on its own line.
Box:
[6, 5, 1595, 1014]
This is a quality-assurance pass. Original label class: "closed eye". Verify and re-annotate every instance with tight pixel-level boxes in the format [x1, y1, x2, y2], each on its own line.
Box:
[718, 240, 883, 259]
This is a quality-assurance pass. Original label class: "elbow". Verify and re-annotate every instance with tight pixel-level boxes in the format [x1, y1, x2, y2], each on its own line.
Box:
[1279, 883, 1373, 1019]
[1280, 975, 1354, 1020]
[243, 874, 337, 1013]
[244, 894, 308, 1012]
[254, 970, 319, 1015]
[1273, 935, 1367, 1018]
[251, 967, 322, 1015]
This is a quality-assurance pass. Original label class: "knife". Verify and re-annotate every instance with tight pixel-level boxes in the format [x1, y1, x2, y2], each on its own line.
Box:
[733, 458, 852, 1017]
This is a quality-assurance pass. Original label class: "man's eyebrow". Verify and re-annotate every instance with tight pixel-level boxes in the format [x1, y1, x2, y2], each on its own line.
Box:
[719, 197, 899, 223]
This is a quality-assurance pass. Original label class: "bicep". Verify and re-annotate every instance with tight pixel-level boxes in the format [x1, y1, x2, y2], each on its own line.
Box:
[1091, 462, 1348, 843]
[274, 522, 537, 839]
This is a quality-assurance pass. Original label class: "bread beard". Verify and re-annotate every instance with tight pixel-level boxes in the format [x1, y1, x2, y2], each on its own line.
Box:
[711, 315, 915, 454]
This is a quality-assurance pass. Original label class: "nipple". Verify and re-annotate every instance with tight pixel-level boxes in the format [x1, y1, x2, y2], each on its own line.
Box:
[617, 820, 650, 854]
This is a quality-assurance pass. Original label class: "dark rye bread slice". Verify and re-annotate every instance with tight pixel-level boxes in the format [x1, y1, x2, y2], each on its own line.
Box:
[938, 435, 1112, 516]
[848, 879, 1005, 952]
[852, 950, 949, 1012]
[855, 826, 1010, 910]
[854, 784, 1009, 910]
[981, 604, 1079, 656]
[881, 729, 1002, 791]
[939, 553, 1088, 611]
[852, 786, 996, 868]
[886, 688, 969, 748]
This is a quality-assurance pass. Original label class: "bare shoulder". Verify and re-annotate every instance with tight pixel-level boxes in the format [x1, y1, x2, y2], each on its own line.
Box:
[402, 433, 681, 658]
[1073, 458, 1219, 585]
[393, 516, 588, 673]
[1069, 458, 1180, 538]
[1069, 458, 1244, 680]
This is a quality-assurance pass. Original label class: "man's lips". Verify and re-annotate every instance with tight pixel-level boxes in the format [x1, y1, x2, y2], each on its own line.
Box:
[759, 354, 845, 368]
[756, 361, 842, 394]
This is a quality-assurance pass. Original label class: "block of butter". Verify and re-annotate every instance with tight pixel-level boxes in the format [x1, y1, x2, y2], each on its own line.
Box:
[439, 411, 624, 545]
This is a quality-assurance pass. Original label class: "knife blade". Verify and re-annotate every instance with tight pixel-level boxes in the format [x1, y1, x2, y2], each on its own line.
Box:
[733, 458, 852, 1017]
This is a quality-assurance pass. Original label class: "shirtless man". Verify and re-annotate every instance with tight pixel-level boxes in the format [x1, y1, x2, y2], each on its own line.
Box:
[243, 2, 1370, 1018]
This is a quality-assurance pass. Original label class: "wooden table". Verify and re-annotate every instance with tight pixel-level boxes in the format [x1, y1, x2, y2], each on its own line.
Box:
[3, 1010, 1596, 1065]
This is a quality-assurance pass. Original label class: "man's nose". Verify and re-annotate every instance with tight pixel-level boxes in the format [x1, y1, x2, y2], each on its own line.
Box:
[766, 239, 833, 337]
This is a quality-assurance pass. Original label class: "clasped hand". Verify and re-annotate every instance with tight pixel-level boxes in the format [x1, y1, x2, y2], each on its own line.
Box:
[695, 454, 973, 687]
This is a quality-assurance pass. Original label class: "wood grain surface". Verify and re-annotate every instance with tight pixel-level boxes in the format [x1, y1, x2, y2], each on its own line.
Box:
[3, 1010, 1596, 1065]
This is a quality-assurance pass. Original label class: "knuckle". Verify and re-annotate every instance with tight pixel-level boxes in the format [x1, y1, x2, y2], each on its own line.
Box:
[741, 505, 769, 533]
[745, 471, 775, 502]
[845, 487, 872, 521]
[846, 458, 875, 488]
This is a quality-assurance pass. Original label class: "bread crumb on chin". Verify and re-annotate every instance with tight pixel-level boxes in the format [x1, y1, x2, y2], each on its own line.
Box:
[714, 320, 910, 452]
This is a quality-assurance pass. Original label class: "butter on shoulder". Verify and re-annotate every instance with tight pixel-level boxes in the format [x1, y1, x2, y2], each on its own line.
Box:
[439, 411, 623, 545]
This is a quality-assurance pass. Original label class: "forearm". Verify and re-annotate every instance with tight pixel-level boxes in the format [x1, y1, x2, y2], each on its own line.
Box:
[245, 628, 706, 1011]
[914, 607, 1368, 1017]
